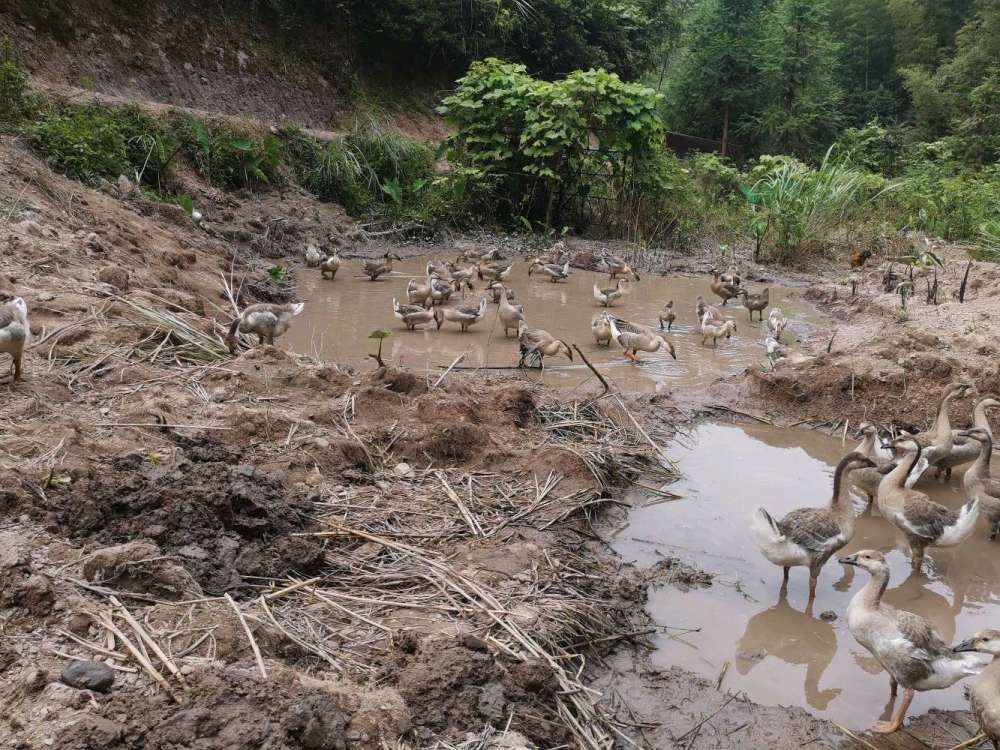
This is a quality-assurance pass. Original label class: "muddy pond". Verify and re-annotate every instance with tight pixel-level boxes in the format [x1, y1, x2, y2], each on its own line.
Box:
[614, 422, 1000, 729]
[288, 257, 825, 393]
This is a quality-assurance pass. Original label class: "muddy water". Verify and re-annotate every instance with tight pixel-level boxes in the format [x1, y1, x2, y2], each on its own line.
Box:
[614, 422, 1000, 728]
[288, 257, 824, 393]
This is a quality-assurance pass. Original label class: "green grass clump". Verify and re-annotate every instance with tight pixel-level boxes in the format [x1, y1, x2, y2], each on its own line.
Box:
[172, 114, 281, 190]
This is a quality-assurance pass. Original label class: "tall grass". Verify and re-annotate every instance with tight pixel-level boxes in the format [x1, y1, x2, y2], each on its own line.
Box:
[752, 147, 897, 259]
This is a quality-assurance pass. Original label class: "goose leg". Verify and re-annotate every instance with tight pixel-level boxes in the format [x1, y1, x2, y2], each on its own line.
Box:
[871, 688, 913, 733]
[889, 677, 898, 700]
[782, 567, 790, 584]
[910, 547, 925, 572]
[13, 352, 22, 381]
[808, 576, 818, 600]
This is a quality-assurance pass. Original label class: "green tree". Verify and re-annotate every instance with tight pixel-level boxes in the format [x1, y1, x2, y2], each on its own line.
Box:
[838, 0, 902, 124]
[663, 0, 767, 156]
[748, 0, 844, 157]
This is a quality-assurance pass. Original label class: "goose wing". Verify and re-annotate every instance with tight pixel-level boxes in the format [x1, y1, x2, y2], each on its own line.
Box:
[777, 508, 847, 553]
[892, 609, 949, 658]
[395, 302, 426, 317]
[612, 317, 652, 335]
[895, 495, 956, 541]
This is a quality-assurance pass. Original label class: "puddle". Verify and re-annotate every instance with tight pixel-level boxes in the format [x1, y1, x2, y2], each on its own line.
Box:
[614, 422, 1000, 728]
[287, 257, 824, 393]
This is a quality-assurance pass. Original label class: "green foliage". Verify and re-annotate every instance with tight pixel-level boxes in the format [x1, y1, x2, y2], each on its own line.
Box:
[0, 43, 30, 126]
[27, 106, 131, 183]
[172, 115, 280, 190]
[440, 59, 665, 228]
[268, 265, 287, 282]
[887, 157, 1000, 242]
[344, 0, 675, 80]
[836, 120, 906, 175]
[750, 147, 892, 259]
[279, 121, 433, 217]
[747, 0, 844, 158]
[26, 104, 177, 188]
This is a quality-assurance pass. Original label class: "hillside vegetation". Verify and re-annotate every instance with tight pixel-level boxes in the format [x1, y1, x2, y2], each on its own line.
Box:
[2, 0, 998, 261]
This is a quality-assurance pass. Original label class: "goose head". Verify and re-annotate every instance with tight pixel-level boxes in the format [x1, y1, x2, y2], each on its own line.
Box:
[657, 335, 677, 360]
[838, 549, 888, 574]
[954, 629, 1000, 656]
[855, 422, 878, 439]
[959, 427, 992, 445]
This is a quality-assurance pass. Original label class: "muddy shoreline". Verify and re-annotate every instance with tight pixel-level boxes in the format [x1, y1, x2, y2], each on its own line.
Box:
[3, 128, 999, 749]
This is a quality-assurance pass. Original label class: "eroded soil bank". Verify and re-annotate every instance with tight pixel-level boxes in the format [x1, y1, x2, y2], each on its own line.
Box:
[3, 122, 999, 749]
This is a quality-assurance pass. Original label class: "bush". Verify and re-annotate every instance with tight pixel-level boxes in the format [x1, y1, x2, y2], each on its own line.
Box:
[439, 59, 666, 233]
[27, 106, 130, 183]
[26, 104, 176, 188]
[0, 56, 29, 126]
[172, 115, 280, 190]
[748, 147, 892, 260]
[279, 121, 434, 217]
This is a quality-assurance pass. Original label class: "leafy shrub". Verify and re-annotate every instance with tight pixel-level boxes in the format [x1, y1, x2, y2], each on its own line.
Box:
[172, 115, 280, 190]
[27, 107, 130, 183]
[0, 51, 29, 125]
[439, 59, 665, 232]
[888, 158, 1000, 242]
[27, 104, 177, 187]
[749, 147, 892, 260]
[687, 152, 744, 201]
[836, 121, 906, 176]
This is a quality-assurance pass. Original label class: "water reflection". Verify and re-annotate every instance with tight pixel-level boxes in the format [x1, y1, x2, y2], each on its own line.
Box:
[615, 421, 1000, 728]
[287, 257, 825, 393]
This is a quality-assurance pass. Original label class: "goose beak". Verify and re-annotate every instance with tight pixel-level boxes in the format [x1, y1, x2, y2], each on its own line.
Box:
[953, 639, 977, 654]
[838, 554, 859, 566]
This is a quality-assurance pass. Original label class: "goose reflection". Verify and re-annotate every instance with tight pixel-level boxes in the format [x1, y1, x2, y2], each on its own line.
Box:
[735, 590, 840, 710]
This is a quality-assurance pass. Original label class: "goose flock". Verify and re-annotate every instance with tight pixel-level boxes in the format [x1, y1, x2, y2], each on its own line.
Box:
[752, 381, 1000, 736]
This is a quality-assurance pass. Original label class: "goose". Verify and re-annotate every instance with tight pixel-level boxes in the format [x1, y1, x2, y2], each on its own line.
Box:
[710, 269, 740, 305]
[429, 275, 454, 306]
[406, 278, 433, 308]
[305, 243, 323, 267]
[906, 382, 975, 481]
[593, 279, 625, 307]
[487, 281, 516, 304]
[700, 313, 737, 347]
[427, 259, 451, 278]
[738, 287, 769, 321]
[226, 302, 304, 353]
[765, 336, 787, 365]
[658, 301, 675, 331]
[362, 252, 401, 281]
[850, 423, 923, 507]
[840, 550, 988, 733]
[751, 452, 876, 600]
[528, 260, 570, 283]
[720, 264, 741, 286]
[591, 312, 613, 347]
[496, 286, 525, 337]
[517, 320, 572, 369]
[319, 253, 341, 279]
[599, 252, 639, 281]
[695, 295, 722, 323]
[768, 308, 787, 339]
[959, 428, 1000, 539]
[953, 630, 1000, 748]
[433, 298, 488, 332]
[393, 299, 435, 331]
[877, 437, 980, 571]
[608, 317, 676, 363]
[478, 261, 512, 282]
[0, 296, 30, 382]
[448, 263, 478, 289]
[935, 395, 1000, 480]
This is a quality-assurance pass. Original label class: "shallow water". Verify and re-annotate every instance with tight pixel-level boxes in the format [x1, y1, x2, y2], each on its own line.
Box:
[613, 422, 1000, 729]
[287, 257, 824, 393]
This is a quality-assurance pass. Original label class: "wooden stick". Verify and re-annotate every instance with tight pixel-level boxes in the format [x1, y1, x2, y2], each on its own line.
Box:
[830, 721, 881, 750]
[224, 593, 267, 679]
[263, 577, 322, 601]
[437, 470, 483, 536]
[945, 733, 987, 750]
[432, 352, 466, 389]
[572, 345, 610, 394]
[94, 422, 232, 430]
[110, 596, 187, 687]
[96, 615, 180, 702]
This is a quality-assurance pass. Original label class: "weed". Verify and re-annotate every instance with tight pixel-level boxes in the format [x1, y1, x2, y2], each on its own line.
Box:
[172, 114, 280, 190]
[0, 41, 31, 126]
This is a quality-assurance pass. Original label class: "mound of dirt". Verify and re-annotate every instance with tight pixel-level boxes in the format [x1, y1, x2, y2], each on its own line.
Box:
[39, 438, 325, 594]
[388, 637, 568, 747]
